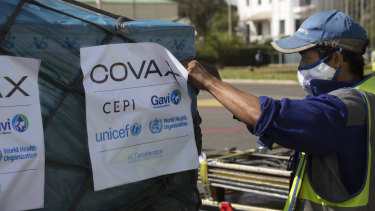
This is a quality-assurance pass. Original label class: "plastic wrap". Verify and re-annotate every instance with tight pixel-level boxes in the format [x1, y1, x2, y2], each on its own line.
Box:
[0, 0, 200, 210]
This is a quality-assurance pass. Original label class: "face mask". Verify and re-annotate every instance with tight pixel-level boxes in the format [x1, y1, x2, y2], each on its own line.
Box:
[297, 49, 342, 93]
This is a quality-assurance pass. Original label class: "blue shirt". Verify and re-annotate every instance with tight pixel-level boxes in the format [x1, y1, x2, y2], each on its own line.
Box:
[248, 79, 367, 195]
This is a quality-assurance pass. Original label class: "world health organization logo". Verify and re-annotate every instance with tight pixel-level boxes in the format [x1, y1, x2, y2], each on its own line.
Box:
[12, 114, 29, 133]
[149, 118, 163, 134]
[131, 123, 142, 136]
[170, 89, 181, 105]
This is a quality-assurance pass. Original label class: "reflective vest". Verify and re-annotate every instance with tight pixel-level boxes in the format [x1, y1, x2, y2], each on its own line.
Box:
[372, 51, 375, 72]
[284, 74, 375, 211]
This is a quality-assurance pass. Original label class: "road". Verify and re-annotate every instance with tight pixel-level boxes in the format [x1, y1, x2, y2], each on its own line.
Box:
[197, 80, 307, 157]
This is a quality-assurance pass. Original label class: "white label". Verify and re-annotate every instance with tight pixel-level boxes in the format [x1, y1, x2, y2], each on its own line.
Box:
[80, 43, 199, 191]
[0, 56, 45, 210]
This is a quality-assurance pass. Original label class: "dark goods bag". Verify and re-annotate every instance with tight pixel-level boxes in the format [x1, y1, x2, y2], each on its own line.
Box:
[0, 0, 202, 210]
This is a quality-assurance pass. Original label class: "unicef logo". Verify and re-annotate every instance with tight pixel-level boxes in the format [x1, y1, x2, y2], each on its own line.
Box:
[12, 114, 29, 133]
[170, 89, 181, 105]
[131, 123, 142, 136]
[149, 118, 163, 134]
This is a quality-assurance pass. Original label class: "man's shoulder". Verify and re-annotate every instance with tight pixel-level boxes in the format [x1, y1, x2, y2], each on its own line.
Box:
[329, 88, 360, 98]
[329, 88, 375, 102]
[328, 88, 369, 126]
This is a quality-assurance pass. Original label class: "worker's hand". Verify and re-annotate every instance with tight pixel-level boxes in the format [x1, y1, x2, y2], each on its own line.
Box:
[186, 60, 217, 91]
[199, 61, 221, 81]
[182, 60, 221, 81]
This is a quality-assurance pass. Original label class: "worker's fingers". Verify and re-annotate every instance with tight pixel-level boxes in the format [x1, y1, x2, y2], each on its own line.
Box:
[186, 60, 212, 91]
[180, 60, 190, 69]
[199, 61, 221, 80]
[187, 60, 206, 79]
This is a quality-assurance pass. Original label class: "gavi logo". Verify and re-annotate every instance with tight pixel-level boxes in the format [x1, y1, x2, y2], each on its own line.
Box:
[0, 114, 29, 135]
[12, 114, 29, 132]
[151, 89, 181, 109]
[170, 89, 181, 105]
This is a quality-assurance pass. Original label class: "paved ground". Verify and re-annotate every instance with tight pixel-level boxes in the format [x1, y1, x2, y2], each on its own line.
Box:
[197, 80, 307, 156]
[197, 80, 307, 210]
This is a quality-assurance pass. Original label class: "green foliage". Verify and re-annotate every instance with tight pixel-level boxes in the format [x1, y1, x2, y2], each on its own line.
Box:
[177, 0, 225, 36]
[178, 0, 238, 36]
[217, 63, 373, 80]
[196, 35, 274, 67]
[207, 5, 239, 34]
[218, 66, 299, 80]
[196, 33, 242, 66]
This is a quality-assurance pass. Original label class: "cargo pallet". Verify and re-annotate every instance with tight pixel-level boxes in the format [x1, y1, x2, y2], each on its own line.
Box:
[198, 147, 293, 211]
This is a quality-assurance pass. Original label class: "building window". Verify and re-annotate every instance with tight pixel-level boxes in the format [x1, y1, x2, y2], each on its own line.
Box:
[279, 20, 285, 35]
[295, 19, 301, 31]
[246, 0, 249, 6]
[257, 23, 262, 35]
[258, 0, 261, 5]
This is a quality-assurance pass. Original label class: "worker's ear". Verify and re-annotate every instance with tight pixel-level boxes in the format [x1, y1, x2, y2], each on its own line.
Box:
[328, 51, 344, 69]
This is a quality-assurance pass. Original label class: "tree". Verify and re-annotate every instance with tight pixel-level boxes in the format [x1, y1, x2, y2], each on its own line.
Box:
[196, 33, 242, 67]
[339, 0, 375, 50]
[178, 0, 226, 37]
[363, 0, 375, 49]
[207, 4, 238, 34]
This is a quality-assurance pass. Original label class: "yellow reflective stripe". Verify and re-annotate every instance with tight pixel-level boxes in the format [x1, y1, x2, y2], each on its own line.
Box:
[356, 75, 375, 93]
[284, 153, 307, 211]
[299, 160, 370, 207]
[200, 159, 214, 199]
[200, 160, 209, 185]
[299, 90, 372, 207]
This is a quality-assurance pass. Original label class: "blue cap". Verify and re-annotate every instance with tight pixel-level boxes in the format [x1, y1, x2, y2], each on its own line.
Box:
[271, 10, 368, 54]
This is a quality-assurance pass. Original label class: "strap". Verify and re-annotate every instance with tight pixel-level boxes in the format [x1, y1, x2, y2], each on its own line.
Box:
[200, 160, 212, 199]
[0, 0, 29, 46]
[62, 0, 132, 21]
[284, 153, 307, 211]
[0, 1, 200, 209]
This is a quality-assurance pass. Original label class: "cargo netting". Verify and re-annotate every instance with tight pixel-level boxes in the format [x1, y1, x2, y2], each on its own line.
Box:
[0, 0, 202, 210]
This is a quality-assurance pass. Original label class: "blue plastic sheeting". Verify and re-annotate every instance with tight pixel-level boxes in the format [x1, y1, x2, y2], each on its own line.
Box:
[0, 0, 199, 210]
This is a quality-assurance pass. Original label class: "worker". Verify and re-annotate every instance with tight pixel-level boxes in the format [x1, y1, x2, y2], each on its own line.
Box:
[186, 10, 375, 210]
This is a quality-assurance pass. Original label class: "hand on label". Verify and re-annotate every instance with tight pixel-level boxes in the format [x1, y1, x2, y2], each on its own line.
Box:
[184, 60, 220, 91]
[199, 61, 221, 81]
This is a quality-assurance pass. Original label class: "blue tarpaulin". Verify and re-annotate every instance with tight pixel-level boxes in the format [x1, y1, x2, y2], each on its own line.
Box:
[0, 0, 201, 210]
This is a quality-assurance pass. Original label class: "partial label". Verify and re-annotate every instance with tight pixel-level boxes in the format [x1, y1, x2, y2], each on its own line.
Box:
[0, 56, 45, 210]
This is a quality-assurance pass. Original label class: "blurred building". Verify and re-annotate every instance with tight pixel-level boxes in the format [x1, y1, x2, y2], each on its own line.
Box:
[237, 0, 373, 64]
[77, 0, 178, 21]
[237, 0, 368, 43]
